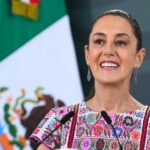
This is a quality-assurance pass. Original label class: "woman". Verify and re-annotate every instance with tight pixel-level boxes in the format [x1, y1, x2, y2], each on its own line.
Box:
[30, 9, 150, 150]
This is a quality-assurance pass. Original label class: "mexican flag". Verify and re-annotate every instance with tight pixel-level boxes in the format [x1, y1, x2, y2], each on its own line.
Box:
[0, 0, 83, 149]
[11, 0, 40, 20]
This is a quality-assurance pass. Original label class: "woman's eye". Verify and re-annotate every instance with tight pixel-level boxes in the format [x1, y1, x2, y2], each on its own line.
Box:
[94, 39, 104, 45]
[116, 41, 127, 47]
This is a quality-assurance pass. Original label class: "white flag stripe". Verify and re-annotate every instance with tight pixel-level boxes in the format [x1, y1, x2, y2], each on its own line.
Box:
[0, 15, 83, 103]
[21, 0, 30, 4]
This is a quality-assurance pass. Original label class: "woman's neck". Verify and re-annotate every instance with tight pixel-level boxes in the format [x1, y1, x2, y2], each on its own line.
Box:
[86, 81, 143, 113]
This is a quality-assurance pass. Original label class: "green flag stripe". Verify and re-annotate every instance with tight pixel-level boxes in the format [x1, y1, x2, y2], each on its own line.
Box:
[0, 0, 67, 61]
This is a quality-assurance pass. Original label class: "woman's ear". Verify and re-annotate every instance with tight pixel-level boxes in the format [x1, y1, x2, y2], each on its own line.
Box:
[84, 45, 90, 65]
[134, 48, 146, 68]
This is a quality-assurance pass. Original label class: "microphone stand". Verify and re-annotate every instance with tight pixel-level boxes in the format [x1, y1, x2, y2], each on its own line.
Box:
[101, 111, 123, 150]
[110, 124, 123, 150]
[34, 123, 62, 150]
[32, 111, 74, 150]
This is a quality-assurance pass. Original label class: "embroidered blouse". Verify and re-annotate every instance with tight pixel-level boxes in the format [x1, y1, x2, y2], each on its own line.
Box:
[30, 102, 150, 150]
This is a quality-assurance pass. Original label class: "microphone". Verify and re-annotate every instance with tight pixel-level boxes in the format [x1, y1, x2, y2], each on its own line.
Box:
[32, 111, 74, 149]
[101, 111, 123, 150]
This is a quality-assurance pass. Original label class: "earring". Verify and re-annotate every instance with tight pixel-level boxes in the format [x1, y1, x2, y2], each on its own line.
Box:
[134, 68, 138, 84]
[87, 67, 91, 82]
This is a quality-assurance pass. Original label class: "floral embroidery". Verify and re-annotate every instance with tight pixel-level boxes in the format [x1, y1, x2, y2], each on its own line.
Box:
[81, 139, 91, 149]
[96, 138, 105, 150]
[124, 141, 134, 150]
[136, 111, 144, 118]
[30, 102, 149, 149]
[76, 126, 85, 137]
[131, 130, 141, 143]
[33, 128, 40, 134]
[123, 116, 134, 126]
[109, 139, 119, 150]
[45, 110, 53, 118]
[109, 113, 116, 123]
[72, 139, 79, 149]
[60, 131, 67, 145]
[93, 124, 104, 136]
[41, 133, 52, 144]
[112, 126, 124, 138]
[85, 113, 96, 125]
[48, 119, 58, 130]
[56, 107, 67, 119]
[146, 139, 150, 149]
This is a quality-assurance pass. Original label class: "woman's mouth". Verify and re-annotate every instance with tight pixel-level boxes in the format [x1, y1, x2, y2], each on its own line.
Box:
[100, 61, 120, 69]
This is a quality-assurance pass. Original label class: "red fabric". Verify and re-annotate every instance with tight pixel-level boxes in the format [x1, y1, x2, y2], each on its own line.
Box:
[140, 106, 150, 150]
[67, 104, 79, 148]
[30, 0, 39, 4]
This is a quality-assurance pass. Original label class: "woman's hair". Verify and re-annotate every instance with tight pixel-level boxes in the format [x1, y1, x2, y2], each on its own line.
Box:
[89, 9, 142, 51]
[85, 9, 143, 101]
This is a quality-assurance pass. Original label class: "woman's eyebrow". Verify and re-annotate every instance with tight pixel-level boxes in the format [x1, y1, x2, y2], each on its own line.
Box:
[115, 33, 130, 38]
[92, 32, 105, 37]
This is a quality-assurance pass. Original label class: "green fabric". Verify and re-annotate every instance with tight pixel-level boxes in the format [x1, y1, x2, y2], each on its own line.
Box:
[0, 0, 66, 61]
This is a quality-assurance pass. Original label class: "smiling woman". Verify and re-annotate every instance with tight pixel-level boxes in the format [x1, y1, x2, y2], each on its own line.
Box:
[85, 10, 146, 110]
[30, 10, 150, 150]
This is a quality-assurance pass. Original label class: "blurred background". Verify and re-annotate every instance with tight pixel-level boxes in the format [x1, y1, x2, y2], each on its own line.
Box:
[66, 0, 150, 104]
[0, 0, 149, 149]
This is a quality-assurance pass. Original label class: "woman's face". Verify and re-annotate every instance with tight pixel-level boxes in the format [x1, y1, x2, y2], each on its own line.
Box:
[85, 15, 145, 84]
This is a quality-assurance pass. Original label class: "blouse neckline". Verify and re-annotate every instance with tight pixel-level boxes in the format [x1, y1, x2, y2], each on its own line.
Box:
[83, 101, 147, 115]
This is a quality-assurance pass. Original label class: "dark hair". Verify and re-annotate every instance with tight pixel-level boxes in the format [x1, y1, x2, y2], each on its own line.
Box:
[89, 9, 142, 51]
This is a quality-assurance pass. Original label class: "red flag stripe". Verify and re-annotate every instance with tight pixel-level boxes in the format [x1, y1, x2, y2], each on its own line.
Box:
[30, 0, 39, 4]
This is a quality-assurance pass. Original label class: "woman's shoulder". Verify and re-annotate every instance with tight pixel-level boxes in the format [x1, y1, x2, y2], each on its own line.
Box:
[29, 102, 84, 148]
[46, 102, 84, 119]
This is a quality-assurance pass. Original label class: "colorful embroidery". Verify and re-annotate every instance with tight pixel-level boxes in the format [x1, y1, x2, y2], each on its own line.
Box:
[30, 102, 150, 149]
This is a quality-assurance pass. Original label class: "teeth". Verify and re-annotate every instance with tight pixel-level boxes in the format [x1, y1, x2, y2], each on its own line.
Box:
[101, 62, 118, 67]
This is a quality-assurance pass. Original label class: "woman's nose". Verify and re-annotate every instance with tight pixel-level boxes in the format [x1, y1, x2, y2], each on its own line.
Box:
[102, 43, 115, 56]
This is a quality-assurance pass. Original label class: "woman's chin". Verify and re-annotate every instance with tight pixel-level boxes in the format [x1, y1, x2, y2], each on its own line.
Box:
[96, 78, 122, 85]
